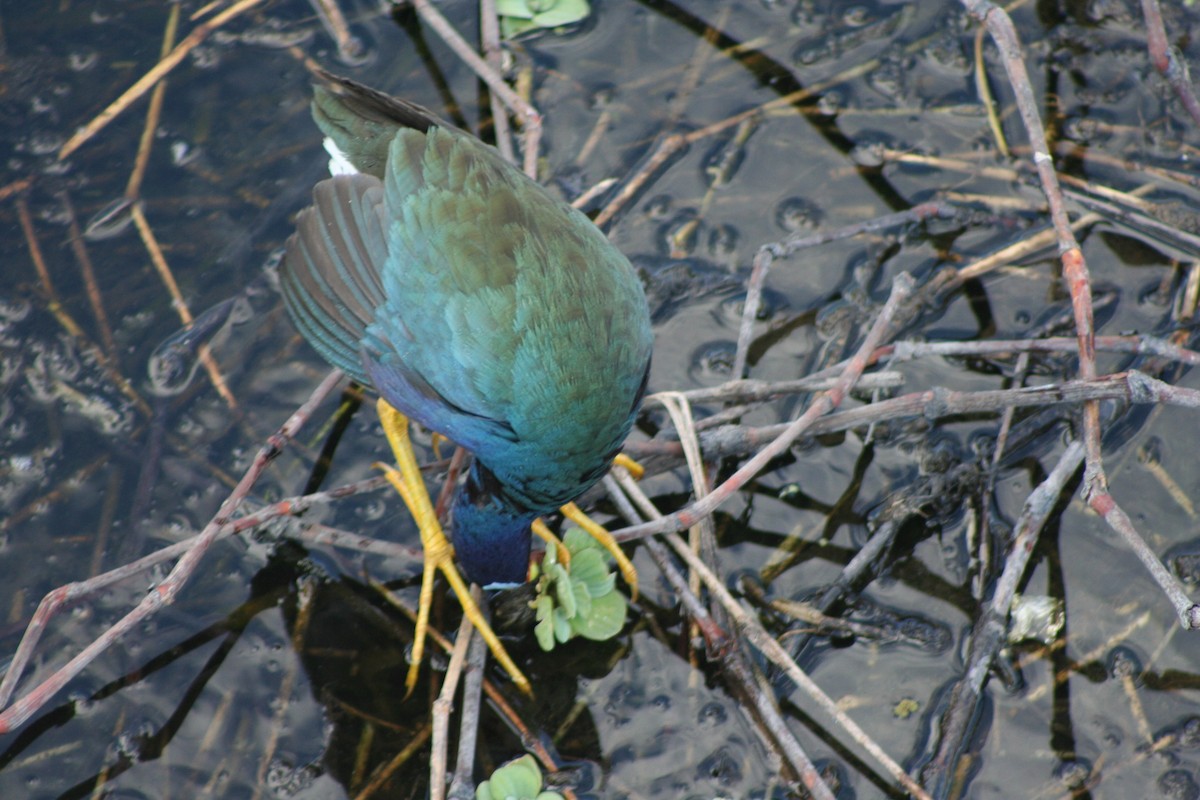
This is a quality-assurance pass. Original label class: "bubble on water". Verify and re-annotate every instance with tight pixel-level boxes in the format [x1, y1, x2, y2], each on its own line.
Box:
[774, 196, 821, 233]
[688, 341, 736, 382]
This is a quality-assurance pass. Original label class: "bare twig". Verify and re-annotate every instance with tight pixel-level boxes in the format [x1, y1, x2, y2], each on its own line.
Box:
[448, 596, 487, 798]
[478, 0, 515, 166]
[1140, 0, 1200, 129]
[431, 609, 476, 800]
[409, 0, 541, 178]
[964, 0, 1200, 628]
[58, 0, 271, 160]
[606, 473, 834, 799]
[615, 272, 914, 542]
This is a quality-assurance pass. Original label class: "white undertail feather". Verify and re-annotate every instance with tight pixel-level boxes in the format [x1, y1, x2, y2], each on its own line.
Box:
[324, 137, 357, 176]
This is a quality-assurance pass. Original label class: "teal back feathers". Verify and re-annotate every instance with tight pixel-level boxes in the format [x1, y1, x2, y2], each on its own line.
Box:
[280, 71, 652, 584]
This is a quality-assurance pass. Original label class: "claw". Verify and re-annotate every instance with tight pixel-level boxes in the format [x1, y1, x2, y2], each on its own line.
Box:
[560, 501, 637, 601]
[613, 453, 644, 479]
[531, 518, 571, 568]
[376, 399, 531, 696]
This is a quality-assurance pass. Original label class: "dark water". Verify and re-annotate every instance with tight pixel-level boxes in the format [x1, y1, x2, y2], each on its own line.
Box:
[2, 0, 1200, 797]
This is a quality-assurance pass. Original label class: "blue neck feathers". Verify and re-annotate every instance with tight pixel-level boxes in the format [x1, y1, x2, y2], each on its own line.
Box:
[449, 462, 537, 587]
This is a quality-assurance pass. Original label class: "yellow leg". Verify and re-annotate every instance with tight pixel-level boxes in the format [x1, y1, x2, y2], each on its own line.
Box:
[375, 399, 531, 696]
[613, 453, 644, 479]
[561, 501, 638, 601]
[531, 519, 571, 568]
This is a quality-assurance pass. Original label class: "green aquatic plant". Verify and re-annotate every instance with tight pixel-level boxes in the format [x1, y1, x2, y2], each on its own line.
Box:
[532, 526, 626, 651]
[496, 0, 591, 39]
[475, 755, 564, 800]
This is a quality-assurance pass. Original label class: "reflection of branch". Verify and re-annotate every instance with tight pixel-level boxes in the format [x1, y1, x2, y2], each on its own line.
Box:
[920, 442, 1084, 795]
[0, 369, 345, 732]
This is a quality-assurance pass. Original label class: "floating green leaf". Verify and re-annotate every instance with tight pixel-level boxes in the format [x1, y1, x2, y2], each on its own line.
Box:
[531, 525, 627, 651]
[476, 755, 564, 800]
[497, 0, 590, 39]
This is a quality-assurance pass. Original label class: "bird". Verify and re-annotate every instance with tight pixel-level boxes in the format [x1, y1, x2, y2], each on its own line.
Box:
[278, 70, 653, 692]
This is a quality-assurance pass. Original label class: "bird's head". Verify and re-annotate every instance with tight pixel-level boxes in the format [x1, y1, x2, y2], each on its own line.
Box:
[449, 461, 538, 587]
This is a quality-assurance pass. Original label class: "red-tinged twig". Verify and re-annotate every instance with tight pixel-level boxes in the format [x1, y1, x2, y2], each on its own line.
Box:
[960, 0, 1092, 452]
[0, 369, 345, 733]
[921, 442, 1085, 794]
[58, 0, 270, 160]
[408, 0, 542, 179]
[732, 203, 957, 378]
[1140, 0, 1200, 129]
[478, 0, 515, 167]
[612, 272, 913, 542]
[1094, 491, 1200, 626]
[0, 470, 412, 712]
[965, 0, 1200, 628]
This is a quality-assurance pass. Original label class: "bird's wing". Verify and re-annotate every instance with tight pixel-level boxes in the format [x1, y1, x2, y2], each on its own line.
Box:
[279, 173, 389, 386]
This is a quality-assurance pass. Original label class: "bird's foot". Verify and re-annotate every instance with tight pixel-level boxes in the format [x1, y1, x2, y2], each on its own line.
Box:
[549, 453, 645, 599]
[559, 502, 638, 601]
[531, 518, 571, 568]
[612, 452, 644, 479]
[375, 398, 532, 696]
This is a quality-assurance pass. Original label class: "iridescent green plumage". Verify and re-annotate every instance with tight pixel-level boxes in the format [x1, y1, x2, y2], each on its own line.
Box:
[280, 72, 652, 585]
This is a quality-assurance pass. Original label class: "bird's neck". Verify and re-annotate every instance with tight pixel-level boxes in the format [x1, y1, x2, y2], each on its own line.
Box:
[449, 462, 537, 587]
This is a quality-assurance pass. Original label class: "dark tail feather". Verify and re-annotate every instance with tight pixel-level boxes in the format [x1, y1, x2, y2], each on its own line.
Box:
[311, 68, 452, 179]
